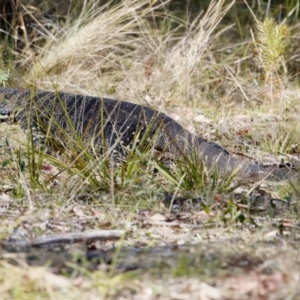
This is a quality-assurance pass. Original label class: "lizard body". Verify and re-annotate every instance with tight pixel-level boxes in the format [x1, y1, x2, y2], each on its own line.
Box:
[0, 87, 296, 181]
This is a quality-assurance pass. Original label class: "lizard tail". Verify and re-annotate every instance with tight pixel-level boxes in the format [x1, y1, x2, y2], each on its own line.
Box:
[196, 138, 297, 181]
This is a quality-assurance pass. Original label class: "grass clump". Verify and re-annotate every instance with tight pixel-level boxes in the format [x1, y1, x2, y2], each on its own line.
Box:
[0, 261, 95, 300]
[255, 17, 290, 82]
[20, 0, 234, 104]
[155, 153, 238, 207]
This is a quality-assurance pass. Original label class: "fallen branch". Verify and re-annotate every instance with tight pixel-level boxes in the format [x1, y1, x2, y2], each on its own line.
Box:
[1, 230, 125, 249]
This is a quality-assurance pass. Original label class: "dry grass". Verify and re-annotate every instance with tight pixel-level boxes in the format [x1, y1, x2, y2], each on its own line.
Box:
[24, 0, 235, 105]
[1, 0, 300, 299]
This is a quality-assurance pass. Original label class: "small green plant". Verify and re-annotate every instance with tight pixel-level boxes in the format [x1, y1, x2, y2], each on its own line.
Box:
[255, 17, 290, 81]
[0, 69, 9, 85]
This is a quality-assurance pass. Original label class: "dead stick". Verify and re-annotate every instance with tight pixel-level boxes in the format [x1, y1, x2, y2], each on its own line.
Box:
[1, 230, 125, 248]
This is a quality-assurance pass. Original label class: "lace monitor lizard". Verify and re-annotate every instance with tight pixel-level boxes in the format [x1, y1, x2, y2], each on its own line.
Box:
[0, 87, 296, 181]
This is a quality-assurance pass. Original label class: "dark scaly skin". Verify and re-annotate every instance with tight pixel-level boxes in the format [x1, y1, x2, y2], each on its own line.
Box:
[0, 87, 297, 181]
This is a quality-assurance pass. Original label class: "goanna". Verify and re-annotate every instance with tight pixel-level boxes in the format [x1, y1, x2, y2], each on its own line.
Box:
[0, 87, 296, 181]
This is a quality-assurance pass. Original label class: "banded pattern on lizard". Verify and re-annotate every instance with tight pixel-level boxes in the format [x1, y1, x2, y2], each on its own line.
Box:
[0, 87, 296, 181]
